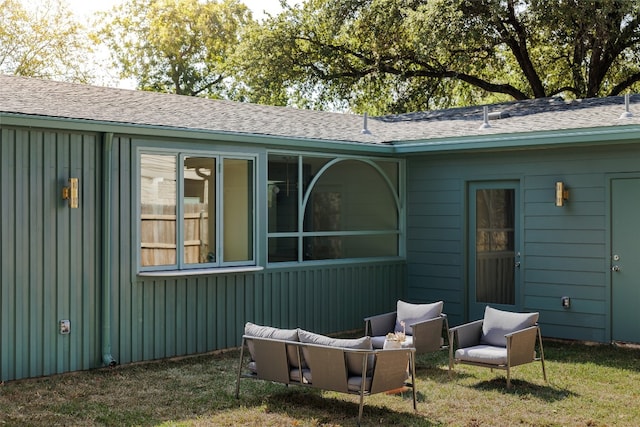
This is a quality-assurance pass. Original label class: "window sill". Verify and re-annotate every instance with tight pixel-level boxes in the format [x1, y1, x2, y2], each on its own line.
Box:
[138, 266, 264, 277]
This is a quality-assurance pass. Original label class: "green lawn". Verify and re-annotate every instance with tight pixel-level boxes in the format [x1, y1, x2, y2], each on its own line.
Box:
[1, 339, 639, 426]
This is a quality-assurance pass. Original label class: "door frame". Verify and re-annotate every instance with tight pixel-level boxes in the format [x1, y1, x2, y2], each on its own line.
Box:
[608, 174, 640, 343]
[467, 180, 522, 321]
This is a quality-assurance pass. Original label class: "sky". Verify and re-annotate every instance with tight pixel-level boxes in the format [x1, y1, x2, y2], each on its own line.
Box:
[55, 0, 303, 88]
[64, 0, 302, 20]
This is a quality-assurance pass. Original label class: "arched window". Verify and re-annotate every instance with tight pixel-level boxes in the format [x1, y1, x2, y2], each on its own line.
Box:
[268, 154, 402, 263]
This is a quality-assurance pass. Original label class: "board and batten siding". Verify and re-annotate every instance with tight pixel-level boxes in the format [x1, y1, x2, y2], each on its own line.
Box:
[0, 126, 102, 381]
[406, 143, 640, 343]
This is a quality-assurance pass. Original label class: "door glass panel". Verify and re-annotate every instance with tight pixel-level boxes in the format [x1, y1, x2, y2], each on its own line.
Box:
[475, 189, 515, 305]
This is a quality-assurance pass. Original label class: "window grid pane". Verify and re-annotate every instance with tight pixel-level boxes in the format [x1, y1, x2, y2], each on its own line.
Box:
[140, 154, 177, 267]
[183, 157, 216, 265]
[223, 158, 254, 263]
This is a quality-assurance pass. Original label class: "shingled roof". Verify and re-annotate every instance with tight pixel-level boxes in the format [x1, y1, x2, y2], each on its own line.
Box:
[1, 74, 639, 146]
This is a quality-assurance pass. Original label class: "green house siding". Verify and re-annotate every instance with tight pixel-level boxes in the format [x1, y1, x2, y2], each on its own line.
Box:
[110, 264, 404, 366]
[1, 127, 102, 380]
[406, 176, 464, 322]
[108, 135, 405, 366]
[406, 143, 640, 343]
[0, 126, 405, 382]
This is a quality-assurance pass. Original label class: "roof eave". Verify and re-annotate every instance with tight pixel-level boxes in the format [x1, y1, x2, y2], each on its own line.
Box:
[392, 124, 640, 154]
[0, 112, 396, 155]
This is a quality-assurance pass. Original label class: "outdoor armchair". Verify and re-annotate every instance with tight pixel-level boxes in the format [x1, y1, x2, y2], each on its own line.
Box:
[364, 300, 449, 354]
[448, 306, 547, 388]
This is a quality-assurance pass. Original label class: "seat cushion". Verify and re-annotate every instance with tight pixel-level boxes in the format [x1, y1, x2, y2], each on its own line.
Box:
[244, 322, 303, 367]
[480, 306, 539, 347]
[290, 368, 312, 384]
[347, 375, 373, 392]
[298, 329, 373, 375]
[455, 344, 508, 365]
[371, 335, 386, 349]
[396, 300, 443, 335]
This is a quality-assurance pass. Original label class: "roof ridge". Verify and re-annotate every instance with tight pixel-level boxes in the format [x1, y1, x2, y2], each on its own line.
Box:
[375, 94, 640, 123]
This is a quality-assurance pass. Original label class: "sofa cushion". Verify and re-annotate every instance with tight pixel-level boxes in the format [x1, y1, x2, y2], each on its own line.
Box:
[371, 335, 386, 349]
[455, 344, 508, 365]
[289, 368, 312, 384]
[395, 300, 443, 335]
[347, 375, 373, 392]
[298, 329, 373, 375]
[244, 322, 299, 340]
[480, 306, 539, 347]
[244, 322, 303, 367]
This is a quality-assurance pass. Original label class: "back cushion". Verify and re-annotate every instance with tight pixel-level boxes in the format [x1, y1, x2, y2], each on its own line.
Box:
[395, 300, 443, 335]
[244, 322, 302, 367]
[298, 329, 373, 375]
[480, 306, 539, 347]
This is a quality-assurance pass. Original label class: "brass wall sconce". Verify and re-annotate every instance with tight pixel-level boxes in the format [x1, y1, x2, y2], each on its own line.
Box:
[555, 181, 569, 207]
[62, 178, 79, 208]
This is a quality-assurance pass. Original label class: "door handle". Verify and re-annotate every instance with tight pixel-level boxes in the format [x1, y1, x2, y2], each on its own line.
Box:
[612, 265, 621, 272]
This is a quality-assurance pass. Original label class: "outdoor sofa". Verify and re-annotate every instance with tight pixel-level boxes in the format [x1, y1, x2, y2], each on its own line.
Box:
[235, 322, 417, 424]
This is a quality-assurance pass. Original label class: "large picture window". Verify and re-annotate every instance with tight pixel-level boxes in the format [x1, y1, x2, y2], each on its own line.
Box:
[268, 154, 402, 263]
[140, 152, 255, 271]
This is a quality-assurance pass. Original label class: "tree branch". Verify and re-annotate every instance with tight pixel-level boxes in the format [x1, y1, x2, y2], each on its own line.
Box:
[608, 72, 640, 96]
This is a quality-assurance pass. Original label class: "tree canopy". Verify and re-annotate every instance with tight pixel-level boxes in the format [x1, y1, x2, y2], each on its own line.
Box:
[0, 0, 93, 82]
[6, 0, 640, 114]
[96, 0, 252, 97]
[233, 0, 640, 114]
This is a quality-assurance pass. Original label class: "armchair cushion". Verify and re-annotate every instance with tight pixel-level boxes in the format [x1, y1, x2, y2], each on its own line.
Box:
[480, 306, 539, 347]
[396, 300, 443, 335]
[455, 344, 508, 365]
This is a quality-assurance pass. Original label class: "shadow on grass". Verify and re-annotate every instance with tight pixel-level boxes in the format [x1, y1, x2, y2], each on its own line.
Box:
[544, 339, 640, 371]
[263, 388, 443, 426]
[425, 367, 477, 383]
[465, 377, 577, 402]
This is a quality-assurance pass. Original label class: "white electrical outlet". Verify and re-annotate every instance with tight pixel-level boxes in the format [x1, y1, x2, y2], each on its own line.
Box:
[60, 320, 71, 335]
